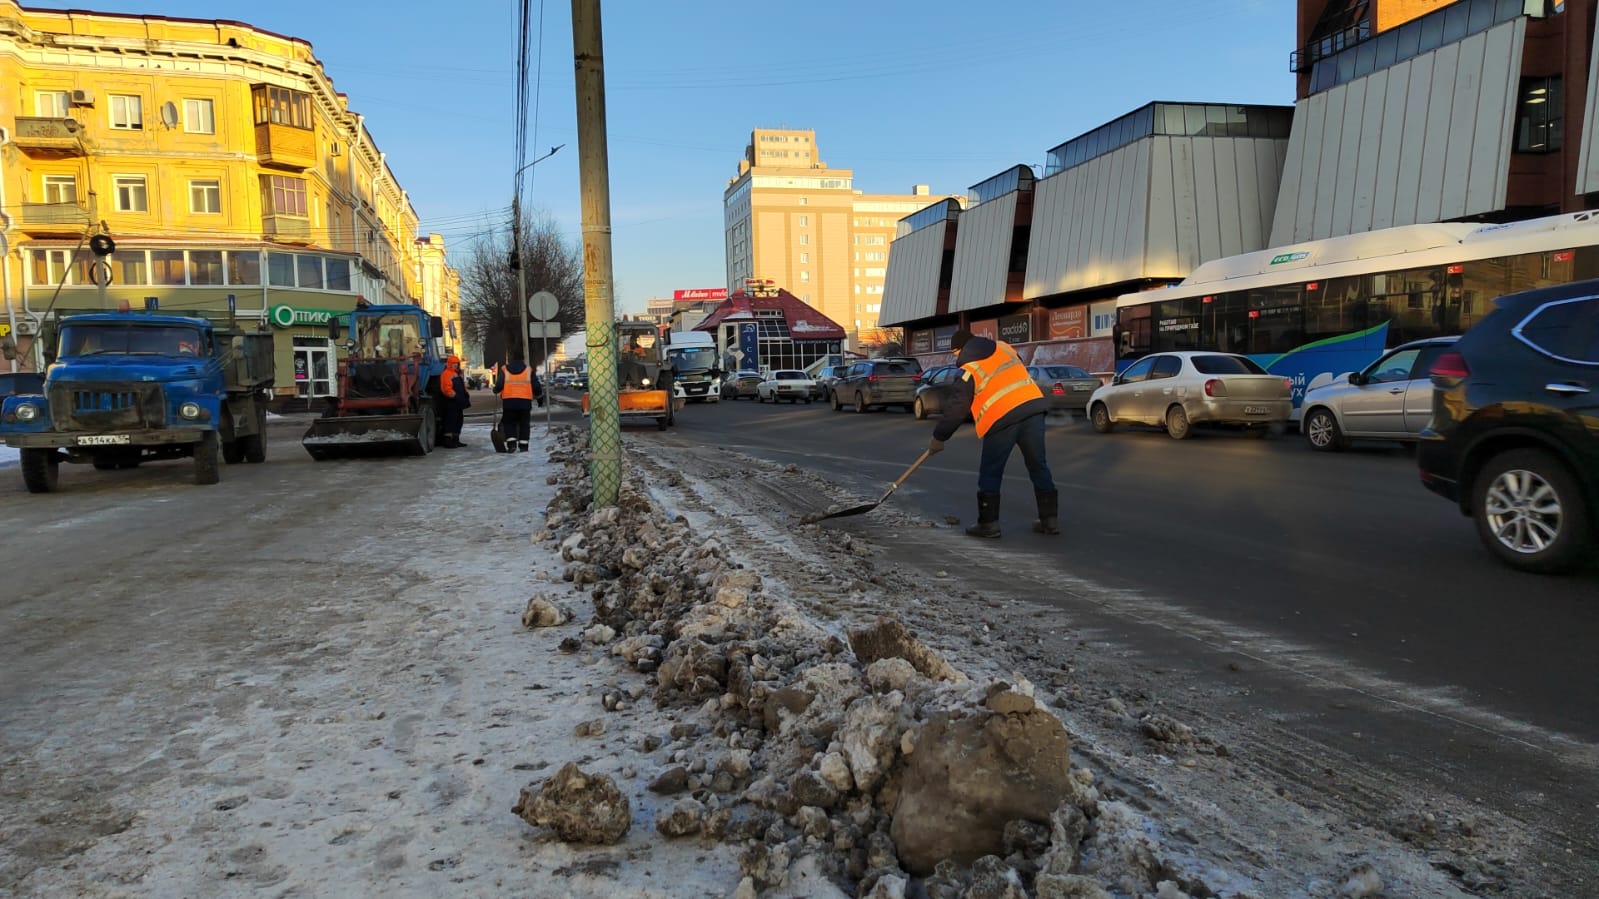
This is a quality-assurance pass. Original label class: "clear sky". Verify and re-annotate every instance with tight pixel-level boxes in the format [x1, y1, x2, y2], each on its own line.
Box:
[36, 1, 1296, 313]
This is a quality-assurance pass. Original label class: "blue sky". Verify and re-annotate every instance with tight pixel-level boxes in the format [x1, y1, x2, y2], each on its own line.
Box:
[41, 1, 1295, 313]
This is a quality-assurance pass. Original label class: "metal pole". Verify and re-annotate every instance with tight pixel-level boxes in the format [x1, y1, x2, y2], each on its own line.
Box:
[572, 0, 620, 506]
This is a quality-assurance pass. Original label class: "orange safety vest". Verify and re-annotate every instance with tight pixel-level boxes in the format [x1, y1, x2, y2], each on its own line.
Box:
[502, 367, 534, 400]
[961, 340, 1043, 437]
[439, 365, 458, 398]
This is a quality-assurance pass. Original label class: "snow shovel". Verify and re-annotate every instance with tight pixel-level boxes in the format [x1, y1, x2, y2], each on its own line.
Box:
[801, 449, 933, 525]
[490, 412, 510, 454]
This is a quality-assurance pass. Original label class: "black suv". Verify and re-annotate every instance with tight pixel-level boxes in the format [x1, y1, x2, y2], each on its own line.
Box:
[1417, 280, 1599, 574]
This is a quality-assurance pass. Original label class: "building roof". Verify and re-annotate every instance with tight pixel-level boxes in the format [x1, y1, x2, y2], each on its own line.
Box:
[693, 288, 846, 341]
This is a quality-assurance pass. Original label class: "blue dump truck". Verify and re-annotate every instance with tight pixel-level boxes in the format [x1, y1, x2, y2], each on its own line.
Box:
[0, 312, 274, 492]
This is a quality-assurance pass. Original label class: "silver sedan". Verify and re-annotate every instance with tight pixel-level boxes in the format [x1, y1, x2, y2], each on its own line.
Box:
[1089, 351, 1292, 439]
[1299, 337, 1459, 451]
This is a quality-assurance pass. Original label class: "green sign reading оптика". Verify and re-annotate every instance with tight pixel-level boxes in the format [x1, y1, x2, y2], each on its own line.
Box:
[268, 304, 346, 329]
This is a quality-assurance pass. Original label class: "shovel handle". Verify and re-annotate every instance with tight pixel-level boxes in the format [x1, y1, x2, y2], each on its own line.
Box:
[883, 448, 933, 496]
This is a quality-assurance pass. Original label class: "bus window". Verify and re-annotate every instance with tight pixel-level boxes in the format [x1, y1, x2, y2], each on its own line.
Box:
[1246, 285, 1303, 354]
[1153, 298, 1201, 352]
[1304, 277, 1366, 342]
[1116, 306, 1152, 360]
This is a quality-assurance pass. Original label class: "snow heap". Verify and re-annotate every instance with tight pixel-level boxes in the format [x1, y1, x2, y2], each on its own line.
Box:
[510, 427, 1226, 899]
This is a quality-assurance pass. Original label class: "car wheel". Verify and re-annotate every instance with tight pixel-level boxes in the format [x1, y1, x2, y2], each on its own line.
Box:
[913, 397, 928, 420]
[831, 391, 843, 412]
[1472, 448, 1592, 574]
[1303, 407, 1344, 451]
[1090, 402, 1113, 434]
[854, 392, 867, 413]
[1165, 405, 1192, 440]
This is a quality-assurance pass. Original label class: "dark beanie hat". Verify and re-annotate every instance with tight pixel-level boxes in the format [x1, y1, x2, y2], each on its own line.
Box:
[951, 328, 974, 351]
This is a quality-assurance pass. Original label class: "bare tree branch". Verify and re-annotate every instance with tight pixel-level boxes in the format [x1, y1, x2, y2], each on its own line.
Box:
[459, 211, 584, 368]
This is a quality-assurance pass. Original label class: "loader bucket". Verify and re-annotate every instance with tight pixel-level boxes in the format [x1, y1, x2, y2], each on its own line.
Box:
[301, 412, 434, 460]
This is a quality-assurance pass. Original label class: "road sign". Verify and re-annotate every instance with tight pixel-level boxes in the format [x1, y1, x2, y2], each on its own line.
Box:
[529, 291, 560, 321]
[528, 321, 561, 339]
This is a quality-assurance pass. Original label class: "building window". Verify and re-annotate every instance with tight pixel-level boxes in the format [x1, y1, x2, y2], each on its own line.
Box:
[800, 271, 810, 282]
[109, 94, 143, 130]
[799, 234, 809, 246]
[297, 255, 324, 289]
[189, 250, 224, 285]
[800, 252, 809, 263]
[29, 249, 89, 286]
[190, 179, 221, 214]
[119, 251, 148, 285]
[252, 85, 313, 129]
[799, 215, 809, 226]
[266, 175, 308, 215]
[36, 90, 69, 118]
[183, 98, 216, 134]
[227, 250, 261, 285]
[42, 174, 78, 205]
[150, 250, 186, 285]
[267, 251, 296, 286]
[113, 175, 148, 212]
[1515, 76, 1562, 153]
[799, 197, 808, 205]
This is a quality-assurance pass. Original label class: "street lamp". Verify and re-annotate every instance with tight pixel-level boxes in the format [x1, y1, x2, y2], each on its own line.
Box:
[510, 144, 565, 394]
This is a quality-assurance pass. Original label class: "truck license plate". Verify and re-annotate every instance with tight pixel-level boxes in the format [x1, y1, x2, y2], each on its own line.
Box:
[77, 434, 131, 445]
[1243, 405, 1270, 415]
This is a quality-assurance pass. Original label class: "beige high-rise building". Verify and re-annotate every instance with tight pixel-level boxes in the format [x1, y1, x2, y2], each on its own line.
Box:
[723, 128, 957, 346]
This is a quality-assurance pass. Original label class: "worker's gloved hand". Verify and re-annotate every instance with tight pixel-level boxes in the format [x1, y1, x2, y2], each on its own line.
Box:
[928, 437, 945, 455]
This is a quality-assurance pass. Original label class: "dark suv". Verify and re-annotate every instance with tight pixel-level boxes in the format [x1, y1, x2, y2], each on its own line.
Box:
[830, 359, 921, 413]
[1417, 280, 1599, 574]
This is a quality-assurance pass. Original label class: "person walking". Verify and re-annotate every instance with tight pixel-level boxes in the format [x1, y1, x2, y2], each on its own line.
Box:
[926, 329, 1059, 538]
[438, 354, 471, 448]
[493, 348, 540, 452]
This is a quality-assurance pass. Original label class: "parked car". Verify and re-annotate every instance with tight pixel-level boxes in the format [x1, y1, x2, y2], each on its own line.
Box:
[1299, 337, 1459, 451]
[912, 365, 970, 420]
[1417, 281, 1599, 574]
[756, 370, 816, 404]
[831, 359, 921, 413]
[1028, 364, 1102, 414]
[1088, 351, 1292, 439]
[721, 370, 763, 400]
[812, 365, 848, 399]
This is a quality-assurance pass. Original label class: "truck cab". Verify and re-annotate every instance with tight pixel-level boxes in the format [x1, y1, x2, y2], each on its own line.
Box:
[0, 312, 274, 492]
[664, 329, 722, 403]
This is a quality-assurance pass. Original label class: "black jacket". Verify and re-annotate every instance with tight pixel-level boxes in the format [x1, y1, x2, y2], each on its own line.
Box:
[931, 336, 1048, 441]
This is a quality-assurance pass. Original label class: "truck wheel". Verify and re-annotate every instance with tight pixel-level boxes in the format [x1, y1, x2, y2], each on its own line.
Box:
[415, 407, 436, 455]
[222, 440, 244, 465]
[242, 405, 267, 463]
[21, 449, 59, 493]
[193, 432, 221, 485]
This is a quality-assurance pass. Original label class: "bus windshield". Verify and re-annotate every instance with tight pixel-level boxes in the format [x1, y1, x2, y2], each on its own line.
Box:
[60, 324, 204, 357]
[668, 347, 719, 371]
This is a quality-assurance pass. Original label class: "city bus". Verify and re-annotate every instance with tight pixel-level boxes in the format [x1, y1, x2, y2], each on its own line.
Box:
[1114, 211, 1599, 413]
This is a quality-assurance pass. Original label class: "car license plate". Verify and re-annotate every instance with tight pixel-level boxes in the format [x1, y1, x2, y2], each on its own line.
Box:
[1243, 405, 1270, 415]
[1072, 385, 1093, 391]
[77, 434, 131, 445]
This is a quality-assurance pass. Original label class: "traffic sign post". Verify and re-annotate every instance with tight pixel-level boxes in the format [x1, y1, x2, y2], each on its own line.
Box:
[528, 290, 560, 430]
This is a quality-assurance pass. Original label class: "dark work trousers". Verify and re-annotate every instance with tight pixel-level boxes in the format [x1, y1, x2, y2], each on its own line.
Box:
[501, 406, 531, 446]
[976, 412, 1055, 495]
[443, 402, 465, 440]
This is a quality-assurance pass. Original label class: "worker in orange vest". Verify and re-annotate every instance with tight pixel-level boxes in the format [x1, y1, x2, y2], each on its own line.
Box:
[926, 329, 1058, 538]
[437, 355, 471, 448]
[493, 347, 541, 452]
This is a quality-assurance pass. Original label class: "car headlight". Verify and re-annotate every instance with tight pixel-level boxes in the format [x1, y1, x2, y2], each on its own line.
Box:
[16, 403, 38, 422]
[179, 402, 203, 420]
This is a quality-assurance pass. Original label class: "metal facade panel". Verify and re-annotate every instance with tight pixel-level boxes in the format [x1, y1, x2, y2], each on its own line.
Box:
[1295, 96, 1328, 241]
[1124, 140, 1152, 268]
[1330, 78, 1367, 237]
[1350, 69, 1389, 234]
[1146, 138, 1180, 275]
[1440, 34, 1484, 220]
[1192, 139, 1222, 262]
[1581, 13, 1599, 193]
[1394, 56, 1433, 228]
[1024, 141, 1157, 298]
[879, 221, 946, 326]
[1269, 104, 1309, 246]
[1215, 142, 1244, 259]
[948, 192, 1018, 313]
[1373, 62, 1411, 230]
[1313, 88, 1347, 239]
[1416, 41, 1461, 225]
[1471, 21, 1523, 210]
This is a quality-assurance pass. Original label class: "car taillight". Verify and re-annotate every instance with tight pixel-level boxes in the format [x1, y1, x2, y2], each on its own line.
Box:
[1204, 378, 1226, 397]
[867, 375, 879, 382]
[1283, 378, 1293, 393]
[1430, 351, 1470, 378]
[1052, 383, 1065, 395]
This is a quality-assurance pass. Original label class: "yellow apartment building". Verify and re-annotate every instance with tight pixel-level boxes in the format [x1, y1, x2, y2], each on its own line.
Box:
[723, 128, 959, 347]
[0, 0, 461, 403]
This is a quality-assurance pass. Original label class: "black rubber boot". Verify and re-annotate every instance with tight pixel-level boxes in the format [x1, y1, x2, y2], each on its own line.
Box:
[965, 493, 1002, 538]
[1032, 489, 1060, 535]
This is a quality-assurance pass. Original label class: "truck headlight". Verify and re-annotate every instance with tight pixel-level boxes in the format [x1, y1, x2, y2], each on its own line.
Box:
[179, 402, 203, 420]
[16, 403, 38, 422]
[641, 377, 651, 387]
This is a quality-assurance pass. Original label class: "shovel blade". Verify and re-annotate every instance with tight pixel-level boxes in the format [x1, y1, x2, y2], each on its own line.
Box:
[801, 501, 880, 525]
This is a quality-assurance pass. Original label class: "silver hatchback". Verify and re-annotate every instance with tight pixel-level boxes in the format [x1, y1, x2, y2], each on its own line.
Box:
[1299, 336, 1459, 451]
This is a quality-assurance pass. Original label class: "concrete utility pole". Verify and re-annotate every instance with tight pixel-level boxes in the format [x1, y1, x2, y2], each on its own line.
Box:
[572, 0, 621, 506]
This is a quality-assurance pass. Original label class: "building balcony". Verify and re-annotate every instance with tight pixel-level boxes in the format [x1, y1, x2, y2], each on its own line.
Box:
[18, 201, 92, 236]
[12, 117, 88, 156]
[255, 122, 316, 170]
[263, 213, 312, 243]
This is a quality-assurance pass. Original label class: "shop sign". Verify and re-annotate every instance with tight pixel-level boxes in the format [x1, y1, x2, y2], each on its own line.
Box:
[998, 314, 1031, 344]
[1048, 307, 1086, 339]
[1090, 301, 1116, 337]
[269, 304, 344, 329]
[932, 325, 958, 352]
[673, 288, 727, 302]
[908, 329, 933, 354]
[970, 320, 998, 342]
